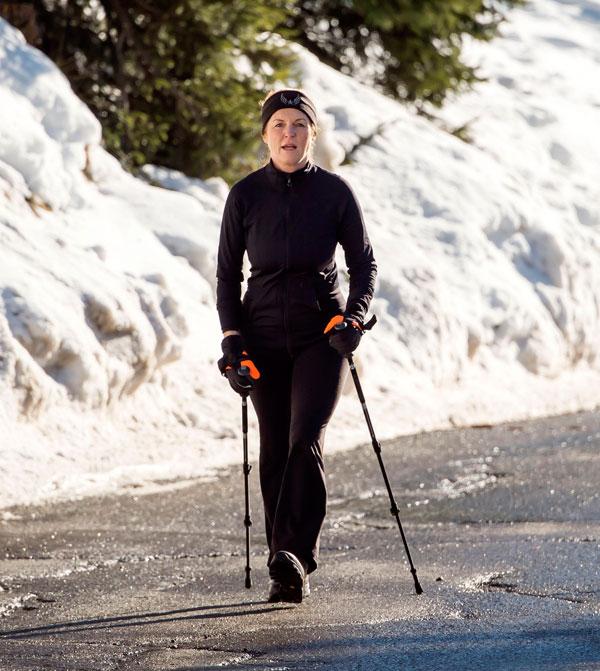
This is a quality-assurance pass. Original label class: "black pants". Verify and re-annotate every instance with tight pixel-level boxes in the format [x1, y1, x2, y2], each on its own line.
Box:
[249, 338, 347, 574]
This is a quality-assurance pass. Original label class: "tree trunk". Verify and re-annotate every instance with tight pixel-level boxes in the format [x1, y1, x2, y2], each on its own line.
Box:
[0, 2, 41, 45]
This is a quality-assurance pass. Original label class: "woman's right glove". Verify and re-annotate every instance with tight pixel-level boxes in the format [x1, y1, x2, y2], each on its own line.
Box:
[217, 335, 260, 395]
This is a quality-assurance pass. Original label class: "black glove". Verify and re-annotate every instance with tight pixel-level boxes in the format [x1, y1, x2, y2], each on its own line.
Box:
[328, 318, 363, 356]
[217, 335, 259, 395]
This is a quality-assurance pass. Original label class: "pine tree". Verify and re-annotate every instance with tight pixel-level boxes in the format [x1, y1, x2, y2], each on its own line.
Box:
[0, 1, 527, 178]
[6, 0, 296, 183]
[286, 0, 527, 107]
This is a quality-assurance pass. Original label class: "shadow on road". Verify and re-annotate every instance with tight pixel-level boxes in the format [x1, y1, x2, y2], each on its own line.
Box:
[0, 600, 292, 639]
[186, 621, 600, 671]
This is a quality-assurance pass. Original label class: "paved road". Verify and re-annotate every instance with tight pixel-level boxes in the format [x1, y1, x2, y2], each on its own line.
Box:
[1, 410, 599, 670]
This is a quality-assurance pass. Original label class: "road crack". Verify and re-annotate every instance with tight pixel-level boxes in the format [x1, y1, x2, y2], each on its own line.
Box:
[469, 573, 588, 604]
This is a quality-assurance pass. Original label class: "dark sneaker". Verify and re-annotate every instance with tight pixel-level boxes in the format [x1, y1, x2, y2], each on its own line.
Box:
[268, 575, 310, 603]
[267, 551, 307, 604]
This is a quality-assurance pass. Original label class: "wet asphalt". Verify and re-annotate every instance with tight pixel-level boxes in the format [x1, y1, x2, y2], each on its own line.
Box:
[0, 409, 599, 670]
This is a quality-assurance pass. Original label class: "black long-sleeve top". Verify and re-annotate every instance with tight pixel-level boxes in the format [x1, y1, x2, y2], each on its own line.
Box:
[216, 160, 377, 352]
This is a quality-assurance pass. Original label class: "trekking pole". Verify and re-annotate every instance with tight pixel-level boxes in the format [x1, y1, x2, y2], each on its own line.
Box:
[332, 319, 423, 595]
[239, 366, 253, 589]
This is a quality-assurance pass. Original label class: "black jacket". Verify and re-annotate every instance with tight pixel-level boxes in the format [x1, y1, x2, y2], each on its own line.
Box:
[216, 160, 377, 351]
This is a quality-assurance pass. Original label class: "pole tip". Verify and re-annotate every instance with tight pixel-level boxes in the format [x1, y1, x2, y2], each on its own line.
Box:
[245, 576, 252, 589]
[414, 579, 423, 595]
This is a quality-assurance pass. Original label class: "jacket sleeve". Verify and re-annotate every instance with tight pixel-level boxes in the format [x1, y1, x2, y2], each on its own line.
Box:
[216, 186, 245, 332]
[337, 181, 377, 324]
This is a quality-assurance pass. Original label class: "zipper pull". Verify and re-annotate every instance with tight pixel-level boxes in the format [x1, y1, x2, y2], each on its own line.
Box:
[287, 176, 291, 187]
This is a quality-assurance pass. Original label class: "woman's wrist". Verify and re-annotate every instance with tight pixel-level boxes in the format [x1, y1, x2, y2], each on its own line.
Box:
[223, 329, 241, 337]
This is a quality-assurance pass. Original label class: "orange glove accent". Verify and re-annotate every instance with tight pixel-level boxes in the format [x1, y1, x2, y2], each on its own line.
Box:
[240, 357, 261, 380]
[223, 350, 260, 380]
[324, 314, 344, 334]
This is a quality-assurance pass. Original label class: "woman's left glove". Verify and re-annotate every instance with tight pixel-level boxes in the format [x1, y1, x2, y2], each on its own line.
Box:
[327, 318, 363, 356]
[217, 335, 260, 395]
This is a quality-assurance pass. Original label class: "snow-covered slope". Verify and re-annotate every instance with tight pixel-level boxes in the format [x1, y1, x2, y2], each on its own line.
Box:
[1, 0, 599, 509]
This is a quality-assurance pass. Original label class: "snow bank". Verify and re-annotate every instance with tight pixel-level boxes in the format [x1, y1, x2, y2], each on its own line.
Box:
[1, 0, 599, 509]
[298, 0, 600, 425]
[0, 19, 235, 507]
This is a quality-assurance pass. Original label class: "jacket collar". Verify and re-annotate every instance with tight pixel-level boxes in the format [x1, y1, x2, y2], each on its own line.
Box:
[265, 159, 317, 188]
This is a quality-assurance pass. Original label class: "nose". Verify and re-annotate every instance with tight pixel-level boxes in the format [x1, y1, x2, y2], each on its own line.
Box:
[284, 124, 296, 137]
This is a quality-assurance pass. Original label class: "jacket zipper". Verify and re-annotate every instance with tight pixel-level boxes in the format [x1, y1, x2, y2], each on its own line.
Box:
[283, 175, 292, 351]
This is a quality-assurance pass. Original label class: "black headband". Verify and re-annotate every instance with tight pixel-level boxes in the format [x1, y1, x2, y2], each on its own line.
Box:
[261, 90, 317, 132]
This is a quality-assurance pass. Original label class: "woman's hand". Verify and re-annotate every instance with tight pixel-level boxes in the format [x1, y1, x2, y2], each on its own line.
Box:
[327, 319, 363, 356]
[218, 334, 260, 395]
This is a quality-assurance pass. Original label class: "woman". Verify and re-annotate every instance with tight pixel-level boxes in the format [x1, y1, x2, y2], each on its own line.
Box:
[216, 89, 377, 603]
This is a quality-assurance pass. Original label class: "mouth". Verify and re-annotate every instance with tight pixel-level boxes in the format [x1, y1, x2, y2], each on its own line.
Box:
[281, 144, 297, 150]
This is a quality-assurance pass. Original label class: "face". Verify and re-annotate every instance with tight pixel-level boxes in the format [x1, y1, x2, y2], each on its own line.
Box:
[262, 107, 315, 173]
